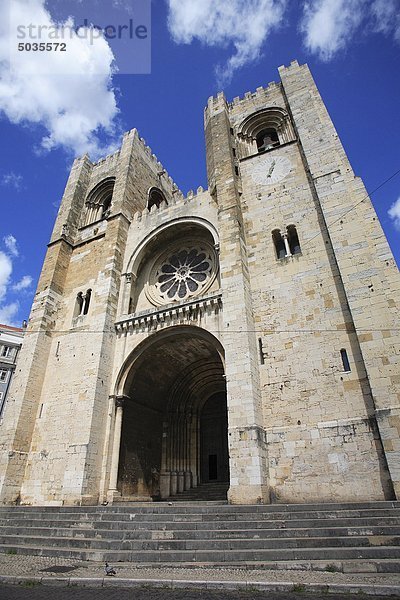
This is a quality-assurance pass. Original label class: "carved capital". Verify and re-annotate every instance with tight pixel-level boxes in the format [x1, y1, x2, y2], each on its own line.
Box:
[124, 272, 136, 285]
[115, 396, 128, 409]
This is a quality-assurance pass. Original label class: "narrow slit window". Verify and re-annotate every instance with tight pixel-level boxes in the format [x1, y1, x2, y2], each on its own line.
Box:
[287, 225, 301, 255]
[83, 289, 92, 315]
[341, 348, 351, 372]
[272, 229, 286, 259]
[258, 338, 265, 365]
[74, 292, 84, 318]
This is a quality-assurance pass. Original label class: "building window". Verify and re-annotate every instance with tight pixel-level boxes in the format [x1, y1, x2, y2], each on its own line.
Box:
[256, 128, 279, 153]
[83, 289, 92, 315]
[1, 346, 11, 358]
[341, 349, 351, 372]
[148, 187, 167, 211]
[287, 225, 301, 255]
[236, 107, 296, 159]
[272, 226, 301, 260]
[272, 229, 286, 259]
[0, 369, 8, 383]
[74, 289, 92, 319]
[82, 177, 115, 227]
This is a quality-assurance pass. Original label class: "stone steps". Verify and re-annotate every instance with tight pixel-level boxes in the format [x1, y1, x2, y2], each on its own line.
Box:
[1, 533, 399, 550]
[0, 524, 398, 539]
[0, 502, 399, 570]
[165, 481, 229, 502]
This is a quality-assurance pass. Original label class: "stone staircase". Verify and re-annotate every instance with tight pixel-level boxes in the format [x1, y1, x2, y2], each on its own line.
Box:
[165, 481, 229, 502]
[0, 502, 399, 572]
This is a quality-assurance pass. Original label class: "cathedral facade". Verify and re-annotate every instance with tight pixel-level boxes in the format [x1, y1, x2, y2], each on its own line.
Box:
[1, 60, 399, 506]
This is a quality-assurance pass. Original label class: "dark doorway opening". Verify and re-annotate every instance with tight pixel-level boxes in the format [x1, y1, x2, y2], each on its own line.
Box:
[208, 454, 218, 480]
[200, 392, 229, 484]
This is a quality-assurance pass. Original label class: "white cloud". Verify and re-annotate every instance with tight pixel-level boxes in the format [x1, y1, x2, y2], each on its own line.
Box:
[388, 197, 400, 231]
[12, 276, 33, 292]
[0, 252, 13, 302]
[1, 172, 24, 191]
[0, 302, 20, 327]
[301, 0, 400, 61]
[301, 0, 365, 61]
[0, 237, 32, 326]
[167, 0, 287, 84]
[0, 0, 119, 158]
[3, 235, 19, 258]
[370, 0, 400, 43]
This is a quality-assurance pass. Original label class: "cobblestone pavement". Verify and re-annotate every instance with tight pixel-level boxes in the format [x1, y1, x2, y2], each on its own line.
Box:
[0, 554, 400, 598]
[1, 554, 400, 586]
[0, 586, 399, 600]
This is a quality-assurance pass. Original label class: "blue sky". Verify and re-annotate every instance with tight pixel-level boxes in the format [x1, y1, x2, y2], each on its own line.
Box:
[0, 0, 399, 326]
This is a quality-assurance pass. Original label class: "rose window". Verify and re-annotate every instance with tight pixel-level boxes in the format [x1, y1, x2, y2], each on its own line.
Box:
[154, 247, 214, 302]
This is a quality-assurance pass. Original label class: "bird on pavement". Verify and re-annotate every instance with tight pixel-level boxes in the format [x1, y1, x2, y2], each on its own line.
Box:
[105, 562, 117, 576]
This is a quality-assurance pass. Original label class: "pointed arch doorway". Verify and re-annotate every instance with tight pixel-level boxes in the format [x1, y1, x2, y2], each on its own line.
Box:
[112, 327, 229, 501]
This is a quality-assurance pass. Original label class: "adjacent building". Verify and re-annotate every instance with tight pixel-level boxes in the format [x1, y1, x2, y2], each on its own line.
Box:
[0, 324, 24, 417]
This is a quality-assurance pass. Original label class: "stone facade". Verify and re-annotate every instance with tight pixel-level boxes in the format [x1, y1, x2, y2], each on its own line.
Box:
[0, 60, 399, 506]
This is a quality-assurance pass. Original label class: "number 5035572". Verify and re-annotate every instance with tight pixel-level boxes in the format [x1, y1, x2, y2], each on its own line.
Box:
[18, 43, 67, 51]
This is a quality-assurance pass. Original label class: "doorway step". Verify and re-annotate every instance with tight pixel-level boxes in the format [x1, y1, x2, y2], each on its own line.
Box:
[166, 481, 229, 503]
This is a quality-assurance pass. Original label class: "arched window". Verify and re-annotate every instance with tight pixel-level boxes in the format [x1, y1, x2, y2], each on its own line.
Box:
[73, 289, 92, 319]
[74, 292, 84, 318]
[256, 128, 279, 153]
[83, 289, 92, 315]
[272, 229, 286, 259]
[237, 107, 296, 159]
[272, 226, 301, 259]
[341, 348, 351, 372]
[83, 177, 115, 226]
[147, 187, 168, 211]
[287, 225, 301, 255]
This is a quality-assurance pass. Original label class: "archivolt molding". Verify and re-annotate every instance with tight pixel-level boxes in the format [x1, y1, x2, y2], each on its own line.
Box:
[113, 325, 225, 398]
[237, 107, 296, 158]
[124, 217, 219, 279]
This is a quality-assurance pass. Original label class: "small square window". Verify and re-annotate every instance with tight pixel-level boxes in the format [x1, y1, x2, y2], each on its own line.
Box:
[0, 370, 8, 382]
[1, 346, 11, 358]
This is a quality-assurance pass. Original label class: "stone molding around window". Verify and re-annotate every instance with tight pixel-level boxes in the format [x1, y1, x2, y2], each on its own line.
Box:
[236, 107, 296, 159]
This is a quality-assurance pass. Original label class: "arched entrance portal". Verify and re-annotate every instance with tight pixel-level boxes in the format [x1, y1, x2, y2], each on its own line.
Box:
[116, 327, 229, 501]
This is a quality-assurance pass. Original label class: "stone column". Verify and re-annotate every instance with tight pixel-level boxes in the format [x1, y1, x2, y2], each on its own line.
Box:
[282, 233, 291, 257]
[160, 421, 171, 499]
[107, 396, 125, 502]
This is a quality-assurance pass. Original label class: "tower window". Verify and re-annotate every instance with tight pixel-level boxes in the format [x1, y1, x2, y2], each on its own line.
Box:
[287, 225, 301, 255]
[74, 292, 84, 318]
[272, 229, 286, 259]
[148, 187, 167, 211]
[272, 226, 301, 259]
[74, 289, 92, 319]
[341, 349, 351, 372]
[83, 177, 115, 227]
[256, 128, 279, 153]
[83, 289, 92, 315]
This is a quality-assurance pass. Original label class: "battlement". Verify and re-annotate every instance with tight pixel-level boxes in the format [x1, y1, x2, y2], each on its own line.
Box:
[91, 150, 121, 173]
[205, 60, 304, 117]
[132, 185, 208, 223]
